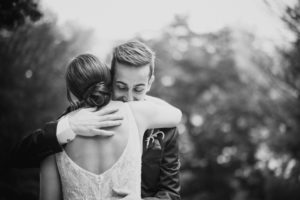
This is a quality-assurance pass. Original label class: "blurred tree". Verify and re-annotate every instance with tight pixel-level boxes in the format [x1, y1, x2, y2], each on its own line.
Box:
[0, 18, 93, 200]
[140, 16, 258, 200]
[137, 13, 300, 200]
[256, 0, 300, 199]
[269, 0, 300, 158]
[0, 0, 42, 31]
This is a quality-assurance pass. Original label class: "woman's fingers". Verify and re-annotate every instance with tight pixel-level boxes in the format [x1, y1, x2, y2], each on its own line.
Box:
[95, 107, 119, 115]
[91, 129, 115, 137]
[99, 114, 124, 122]
[97, 120, 123, 128]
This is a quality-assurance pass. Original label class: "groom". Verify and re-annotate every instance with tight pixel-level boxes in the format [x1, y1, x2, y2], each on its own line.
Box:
[10, 41, 181, 200]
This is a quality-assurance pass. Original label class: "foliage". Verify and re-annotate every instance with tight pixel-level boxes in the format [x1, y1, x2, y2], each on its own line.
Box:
[0, 0, 42, 31]
[0, 18, 92, 200]
[141, 11, 300, 200]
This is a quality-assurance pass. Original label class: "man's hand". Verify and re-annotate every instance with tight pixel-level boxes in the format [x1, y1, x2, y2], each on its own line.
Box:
[68, 107, 123, 137]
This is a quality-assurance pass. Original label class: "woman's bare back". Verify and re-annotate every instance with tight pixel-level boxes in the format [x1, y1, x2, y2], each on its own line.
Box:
[55, 101, 142, 199]
[64, 101, 130, 175]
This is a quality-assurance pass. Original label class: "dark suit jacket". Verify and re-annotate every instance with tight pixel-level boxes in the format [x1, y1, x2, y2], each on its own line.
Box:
[142, 128, 181, 200]
[8, 123, 181, 200]
[8, 121, 62, 168]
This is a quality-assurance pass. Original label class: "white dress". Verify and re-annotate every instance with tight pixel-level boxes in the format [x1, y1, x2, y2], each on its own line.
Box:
[55, 104, 142, 200]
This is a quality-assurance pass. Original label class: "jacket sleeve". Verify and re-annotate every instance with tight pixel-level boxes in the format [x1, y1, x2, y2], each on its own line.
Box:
[8, 121, 63, 168]
[152, 128, 181, 200]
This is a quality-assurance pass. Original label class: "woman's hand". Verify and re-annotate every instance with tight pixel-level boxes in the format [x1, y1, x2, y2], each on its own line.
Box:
[68, 107, 124, 137]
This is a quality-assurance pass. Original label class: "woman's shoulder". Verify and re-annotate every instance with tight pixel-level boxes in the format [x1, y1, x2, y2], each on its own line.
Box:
[104, 100, 129, 114]
[105, 100, 126, 108]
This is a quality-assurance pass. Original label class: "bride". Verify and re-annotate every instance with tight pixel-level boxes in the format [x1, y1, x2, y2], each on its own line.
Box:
[39, 54, 182, 200]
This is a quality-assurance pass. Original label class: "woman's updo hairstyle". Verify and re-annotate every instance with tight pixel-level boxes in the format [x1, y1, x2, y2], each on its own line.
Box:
[65, 54, 111, 111]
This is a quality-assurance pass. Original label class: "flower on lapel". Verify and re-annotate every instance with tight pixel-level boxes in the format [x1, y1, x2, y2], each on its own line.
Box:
[145, 129, 165, 149]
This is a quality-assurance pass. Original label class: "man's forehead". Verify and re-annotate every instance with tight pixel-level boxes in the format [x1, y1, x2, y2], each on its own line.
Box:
[114, 63, 150, 83]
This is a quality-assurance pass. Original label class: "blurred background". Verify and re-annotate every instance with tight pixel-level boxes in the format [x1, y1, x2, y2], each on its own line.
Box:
[1, 0, 300, 199]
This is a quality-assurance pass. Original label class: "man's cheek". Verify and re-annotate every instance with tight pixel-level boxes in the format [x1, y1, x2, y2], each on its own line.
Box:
[112, 91, 122, 101]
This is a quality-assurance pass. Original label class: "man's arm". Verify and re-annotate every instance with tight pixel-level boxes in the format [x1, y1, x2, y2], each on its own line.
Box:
[8, 107, 123, 168]
[9, 121, 61, 168]
[147, 128, 181, 200]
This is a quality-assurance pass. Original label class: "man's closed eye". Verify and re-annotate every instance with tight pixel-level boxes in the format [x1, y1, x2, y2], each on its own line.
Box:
[117, 85, 128, 91]
[134, 87, 145, 93]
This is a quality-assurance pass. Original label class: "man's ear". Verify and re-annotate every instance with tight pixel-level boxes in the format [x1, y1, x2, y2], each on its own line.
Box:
[147, 75, 155, 92]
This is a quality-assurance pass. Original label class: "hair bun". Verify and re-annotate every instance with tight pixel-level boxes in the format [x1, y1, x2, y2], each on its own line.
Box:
[83, 82, 111, 108]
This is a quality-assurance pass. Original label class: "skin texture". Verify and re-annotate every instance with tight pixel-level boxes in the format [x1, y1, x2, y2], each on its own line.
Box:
[112, 63, 154, 102]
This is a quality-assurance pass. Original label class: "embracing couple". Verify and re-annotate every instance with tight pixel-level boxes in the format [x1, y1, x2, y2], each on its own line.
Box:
[10, 41, 182, 200]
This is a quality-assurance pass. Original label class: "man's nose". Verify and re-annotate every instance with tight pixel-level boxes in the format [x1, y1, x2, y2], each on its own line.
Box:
[127, 91, 133, 101]
[121, 96, 128, 102]
[122, 91, 134, 102]
[127, 92, 134, 102]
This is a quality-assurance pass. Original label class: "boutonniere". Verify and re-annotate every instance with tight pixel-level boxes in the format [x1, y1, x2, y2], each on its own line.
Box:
[145, 129, 165, 149]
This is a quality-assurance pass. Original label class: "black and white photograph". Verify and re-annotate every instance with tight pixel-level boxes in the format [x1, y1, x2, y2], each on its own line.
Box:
[1, 0, 300, 200]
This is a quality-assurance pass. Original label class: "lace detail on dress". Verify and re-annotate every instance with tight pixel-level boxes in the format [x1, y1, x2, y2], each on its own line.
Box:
[56, 104, 142, 200]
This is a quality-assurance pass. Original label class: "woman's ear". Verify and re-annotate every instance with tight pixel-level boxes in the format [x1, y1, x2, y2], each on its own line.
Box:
[147, 75, 155, 92]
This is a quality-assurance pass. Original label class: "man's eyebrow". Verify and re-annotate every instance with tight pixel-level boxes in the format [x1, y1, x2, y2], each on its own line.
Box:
[135, 84, 146, 87]
[115, 81, 127, 85]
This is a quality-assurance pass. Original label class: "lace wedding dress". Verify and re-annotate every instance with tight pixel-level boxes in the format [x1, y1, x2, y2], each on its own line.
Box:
[55, 104, 142, 200]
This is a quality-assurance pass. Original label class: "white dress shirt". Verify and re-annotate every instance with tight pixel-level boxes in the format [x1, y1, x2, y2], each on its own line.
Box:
[56, 116, 76, 144]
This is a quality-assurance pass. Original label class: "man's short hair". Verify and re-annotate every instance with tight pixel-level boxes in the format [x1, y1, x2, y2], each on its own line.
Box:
[111, 40, 155, 80]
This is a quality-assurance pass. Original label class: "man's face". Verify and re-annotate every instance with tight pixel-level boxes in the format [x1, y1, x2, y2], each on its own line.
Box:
[112, 63, 154, 102]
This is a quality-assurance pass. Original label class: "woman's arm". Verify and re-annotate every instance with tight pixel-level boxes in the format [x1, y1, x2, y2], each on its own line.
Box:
[144, 95, 169, 104]
[128, 97, 182, 134]
[40, 155, 62, 200]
